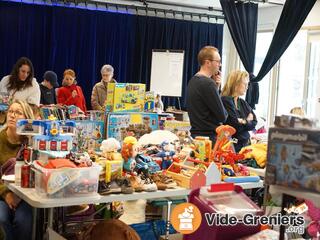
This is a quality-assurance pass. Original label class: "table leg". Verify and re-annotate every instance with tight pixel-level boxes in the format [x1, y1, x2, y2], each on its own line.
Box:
[48, 208, 54, 228]
[32, 208, 37, 240]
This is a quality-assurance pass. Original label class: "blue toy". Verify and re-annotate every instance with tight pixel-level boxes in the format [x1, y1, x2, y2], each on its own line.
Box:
[155, 141, 175, 169]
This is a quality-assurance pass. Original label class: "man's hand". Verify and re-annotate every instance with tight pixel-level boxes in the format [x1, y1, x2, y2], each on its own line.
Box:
[5, 192, 21, 210]
[212, 71, 221, 88]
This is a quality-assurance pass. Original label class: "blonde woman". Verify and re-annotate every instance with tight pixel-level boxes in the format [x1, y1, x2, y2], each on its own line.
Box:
[0, 100, 35, 240]
[221, 70, 257, 152]
[57, 69, 87, 112]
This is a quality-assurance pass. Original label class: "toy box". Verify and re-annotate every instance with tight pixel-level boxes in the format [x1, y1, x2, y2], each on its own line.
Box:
[265, 127, 320, 193]
[33, 160, 101, 198]
[105, 160, 123, 182]
[193, 136, 212, 161]
[166, 162, 206, 189]
[144, 91, 155, 112]
[163, 120, 191, 132]
[16, 119, 43, 135]
[158, 113, 175, 130]
[105, 83, 146, 113]
[0, 92, 9, 111]
[73, 120, 105, 151]
[106, 112, 158, 142]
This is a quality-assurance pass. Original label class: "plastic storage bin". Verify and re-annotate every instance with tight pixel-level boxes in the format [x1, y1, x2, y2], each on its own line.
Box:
[33, 160, 101, 198]
[184, 185, 263, 240]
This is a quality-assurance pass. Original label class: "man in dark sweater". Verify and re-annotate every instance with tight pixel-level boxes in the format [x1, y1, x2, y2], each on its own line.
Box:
[40, 71, 58, 105]
[187, 46, 228, 143]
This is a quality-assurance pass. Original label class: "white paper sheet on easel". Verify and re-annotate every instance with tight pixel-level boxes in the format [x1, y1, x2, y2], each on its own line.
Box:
[150, 50, 184, 97]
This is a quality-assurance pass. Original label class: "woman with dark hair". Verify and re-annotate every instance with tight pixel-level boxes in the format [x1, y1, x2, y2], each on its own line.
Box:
[0, 100, 35, 240]
[0, 57, 40, 105]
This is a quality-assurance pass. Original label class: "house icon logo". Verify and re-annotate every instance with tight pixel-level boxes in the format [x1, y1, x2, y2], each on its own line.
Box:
[171, 203, 202, 234]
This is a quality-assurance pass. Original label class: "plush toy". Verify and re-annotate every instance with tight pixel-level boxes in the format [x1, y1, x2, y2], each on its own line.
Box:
[121, 136, 138, 173]
[100, 138, 122, 161]
[305, 200, 320, 238]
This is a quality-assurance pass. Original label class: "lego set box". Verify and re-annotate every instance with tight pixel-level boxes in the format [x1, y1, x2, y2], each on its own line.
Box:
[105, 83, 146, 113]
[265, 127, 320, 193]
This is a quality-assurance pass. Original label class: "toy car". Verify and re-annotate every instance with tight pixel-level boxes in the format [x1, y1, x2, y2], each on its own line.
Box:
[70, 179, 98, 194]
[135, 154, 161, 174]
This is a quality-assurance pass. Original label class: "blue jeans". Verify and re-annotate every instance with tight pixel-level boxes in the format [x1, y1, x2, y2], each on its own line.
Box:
[0, 200, 32, 240]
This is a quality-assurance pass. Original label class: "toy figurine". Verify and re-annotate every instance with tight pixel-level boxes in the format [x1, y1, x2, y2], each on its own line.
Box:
[100, 138, 122, 161]
[155, 141, 175, 169]
[121, 136, 138, 173]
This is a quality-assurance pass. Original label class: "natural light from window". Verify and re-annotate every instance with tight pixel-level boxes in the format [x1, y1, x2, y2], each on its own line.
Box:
[253, 31, 273, 120]
[277, 31, 308, 115]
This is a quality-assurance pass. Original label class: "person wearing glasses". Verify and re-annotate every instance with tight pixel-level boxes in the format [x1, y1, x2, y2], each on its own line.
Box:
[0, 57, 40, 106]
[221, 70, 257, 152]
[187, 46, 228, 143]
[91, 64, 117, 111]
[0, 100, 35, 240]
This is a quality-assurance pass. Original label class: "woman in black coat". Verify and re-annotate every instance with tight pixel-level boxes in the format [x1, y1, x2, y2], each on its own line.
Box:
[221, 70, 257, 152]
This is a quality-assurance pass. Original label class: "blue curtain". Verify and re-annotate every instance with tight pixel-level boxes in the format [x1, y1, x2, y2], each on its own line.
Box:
[249, 0, 317, 102]
[0, 0, 223, 109]
[220, 0, 317, 109]
[220, 0, 258, 108]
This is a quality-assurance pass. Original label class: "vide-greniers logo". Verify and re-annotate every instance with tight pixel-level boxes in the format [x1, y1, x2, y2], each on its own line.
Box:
[170, 203, 202, 234]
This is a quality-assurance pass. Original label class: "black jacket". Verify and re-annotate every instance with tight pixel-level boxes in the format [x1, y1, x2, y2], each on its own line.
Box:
[187, 75, 228, 136]
[221, 96, 257, 142]
[40, 84, 56, 105]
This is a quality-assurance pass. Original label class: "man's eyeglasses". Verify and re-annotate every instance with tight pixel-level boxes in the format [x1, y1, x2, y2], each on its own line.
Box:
[8, 109, 24, 116]
[207, 59, 221, 64]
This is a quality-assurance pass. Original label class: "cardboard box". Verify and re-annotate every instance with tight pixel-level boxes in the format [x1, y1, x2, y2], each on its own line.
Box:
[265, 127, 320, 193]
[106, 112, 159, 142]
[73, 120, 105, 151]
[105, 83, 146, 112]
[144, 91, 155, 112]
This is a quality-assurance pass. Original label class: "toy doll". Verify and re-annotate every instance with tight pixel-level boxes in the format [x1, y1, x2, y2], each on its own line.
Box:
[155, 140, 175, 169]
[121, 136, 138, 173]
[100, 138, 122, 161]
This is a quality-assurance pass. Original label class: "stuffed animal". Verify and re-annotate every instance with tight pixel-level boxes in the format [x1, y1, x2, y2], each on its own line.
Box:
[100, 138, 122, 161]
[305, 200, 320, 238]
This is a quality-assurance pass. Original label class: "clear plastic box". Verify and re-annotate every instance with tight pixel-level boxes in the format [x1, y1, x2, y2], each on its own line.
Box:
[33, 161, 101, 198]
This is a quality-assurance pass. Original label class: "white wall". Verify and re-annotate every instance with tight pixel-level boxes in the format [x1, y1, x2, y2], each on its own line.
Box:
[303, 1, 320, 27]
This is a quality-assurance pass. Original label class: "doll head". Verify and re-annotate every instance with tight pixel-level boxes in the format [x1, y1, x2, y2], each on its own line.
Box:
[121, 136, 138, 161]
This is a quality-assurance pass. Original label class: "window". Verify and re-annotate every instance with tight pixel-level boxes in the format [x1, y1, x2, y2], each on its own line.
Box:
[277, 31, 308, 115]
[253, 31, 273, 120]
[306, 32, 320, 120]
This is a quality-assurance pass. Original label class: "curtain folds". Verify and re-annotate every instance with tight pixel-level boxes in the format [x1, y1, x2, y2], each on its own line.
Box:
[0, 1, 223, 109]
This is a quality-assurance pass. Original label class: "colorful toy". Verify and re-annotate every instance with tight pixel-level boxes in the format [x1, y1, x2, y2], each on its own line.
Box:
[154, 141, 175, 169]
[135, 154, 161, 174]
[121, 136, 138, 173]
[105, 160, 123, 182]
[211, 125, 236, 160]
[32, 120, 75, 152]
[305, 200, 320, 238]
[144, 91, 155, 112]
[100, 138, 122, 161]
[105, 83, 146, 112]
